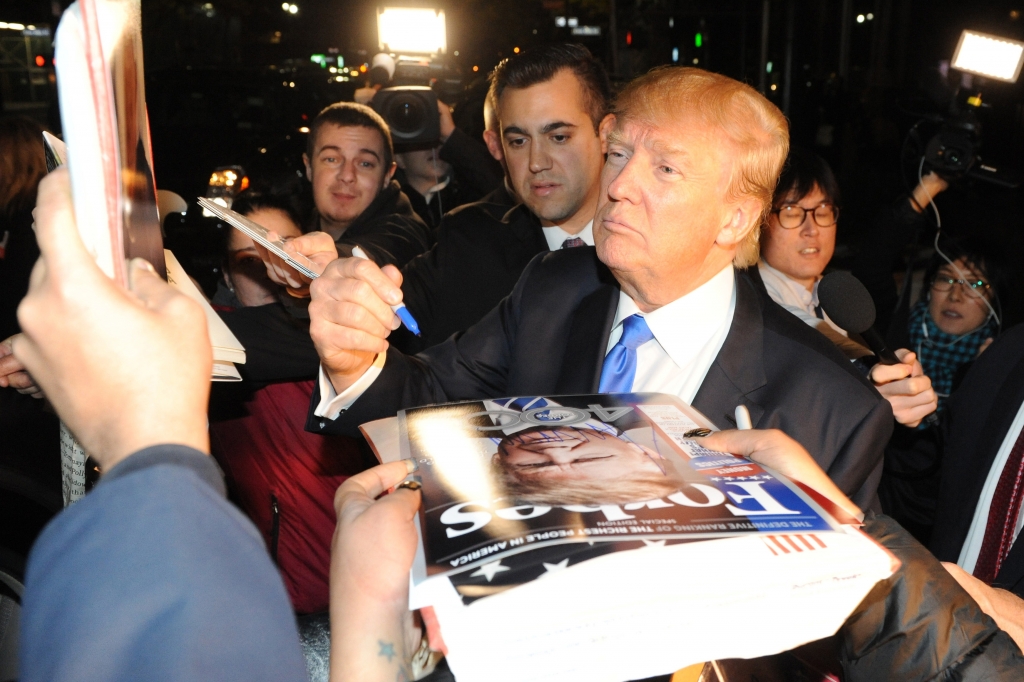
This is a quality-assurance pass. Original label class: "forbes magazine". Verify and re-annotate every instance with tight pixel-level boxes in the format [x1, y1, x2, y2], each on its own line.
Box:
[400, 393, 839, 597]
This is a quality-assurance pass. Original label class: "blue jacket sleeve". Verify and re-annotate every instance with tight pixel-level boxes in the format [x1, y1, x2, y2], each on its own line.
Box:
[19, 445, 307, 682]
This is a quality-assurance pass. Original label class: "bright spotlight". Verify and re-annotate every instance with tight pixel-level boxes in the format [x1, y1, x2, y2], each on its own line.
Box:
[288, 4, 298, 14]
[856, 14, 865, 23]
[951, 29, 1024, 82]
[377, 7, 446, 54]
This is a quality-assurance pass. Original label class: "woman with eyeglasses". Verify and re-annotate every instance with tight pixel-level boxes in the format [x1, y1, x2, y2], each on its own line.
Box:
[757, 148, 939, 430]
[908, 244, 1001, 417]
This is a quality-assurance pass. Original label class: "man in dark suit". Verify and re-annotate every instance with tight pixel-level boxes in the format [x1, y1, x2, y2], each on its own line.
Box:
[927, 324, 1024, 642]
[303, 67, 892, 510]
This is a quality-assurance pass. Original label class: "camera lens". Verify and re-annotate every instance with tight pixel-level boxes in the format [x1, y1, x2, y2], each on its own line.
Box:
[387, 95, 426, 135]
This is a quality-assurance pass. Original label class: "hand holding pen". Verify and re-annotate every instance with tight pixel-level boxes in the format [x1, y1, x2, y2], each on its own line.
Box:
[351, 247, 421, 337]
[308, 244, 421, 395]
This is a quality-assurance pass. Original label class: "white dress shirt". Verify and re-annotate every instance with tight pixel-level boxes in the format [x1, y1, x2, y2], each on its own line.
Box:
[758, 261, 871, 360]
[957, 398, 1024, 573]
[606, 264, 736, 403]
[315, 257, 734, 419]
[541, 220, 594, 251]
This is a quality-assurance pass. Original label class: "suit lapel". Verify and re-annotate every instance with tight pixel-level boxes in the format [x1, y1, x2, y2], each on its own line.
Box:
[692, 270, 768, 429]
[959, 360, 1024, 582]
[556, 280, 618, 394]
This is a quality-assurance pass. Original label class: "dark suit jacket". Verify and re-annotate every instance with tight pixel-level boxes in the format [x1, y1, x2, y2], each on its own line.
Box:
[310, 248, 892, 509]
[392, 202, 547, 353]
[931, 324, 1024, 598]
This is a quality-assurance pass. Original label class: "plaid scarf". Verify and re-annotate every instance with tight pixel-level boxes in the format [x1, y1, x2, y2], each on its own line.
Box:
[907, 300, 996, 416]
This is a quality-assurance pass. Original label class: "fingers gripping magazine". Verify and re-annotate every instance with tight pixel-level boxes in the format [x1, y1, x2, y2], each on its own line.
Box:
[372, 394, 898, 682]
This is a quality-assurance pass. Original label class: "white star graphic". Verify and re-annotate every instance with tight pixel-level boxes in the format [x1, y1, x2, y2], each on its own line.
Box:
[642, 539, 666, 548]
[541, 559, 570, 574]
[470, 560, 511, 582]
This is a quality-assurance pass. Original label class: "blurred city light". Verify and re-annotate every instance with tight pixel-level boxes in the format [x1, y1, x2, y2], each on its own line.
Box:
[377, 7, 446, 54]
[951, 30, 1024, 82]
[856, 14, 865, 23]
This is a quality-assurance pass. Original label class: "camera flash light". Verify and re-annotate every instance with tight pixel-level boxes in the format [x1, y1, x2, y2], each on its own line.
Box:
[951, 30, 1024, 83]
[377, 7, 446, 55]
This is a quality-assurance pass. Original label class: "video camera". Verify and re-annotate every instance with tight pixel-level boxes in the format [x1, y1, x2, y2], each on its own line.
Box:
[914, 30, 1024, 189]
[370, 7, 462, 148]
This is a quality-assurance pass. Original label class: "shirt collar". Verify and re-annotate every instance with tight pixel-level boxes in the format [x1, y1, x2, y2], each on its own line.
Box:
[612, 264, 736, 368]
[758, 260, 820, 309]
[541, 220, 594, 250]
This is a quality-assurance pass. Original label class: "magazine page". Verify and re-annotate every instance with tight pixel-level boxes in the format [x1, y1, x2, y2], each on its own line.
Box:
[401, 393, 838, 583]
[54, 0, 163, 286]
[165, 250, 246, 369]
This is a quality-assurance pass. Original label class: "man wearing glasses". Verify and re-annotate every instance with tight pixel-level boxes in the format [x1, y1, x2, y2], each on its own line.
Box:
[758, 148, 939, 428]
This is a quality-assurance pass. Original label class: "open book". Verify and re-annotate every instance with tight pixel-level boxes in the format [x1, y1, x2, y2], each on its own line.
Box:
[362, 394, 897, 682]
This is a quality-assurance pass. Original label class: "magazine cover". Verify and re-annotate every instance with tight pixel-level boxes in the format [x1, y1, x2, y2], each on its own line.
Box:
[401, 393, 839, 592]
[55, 0, 164, 286]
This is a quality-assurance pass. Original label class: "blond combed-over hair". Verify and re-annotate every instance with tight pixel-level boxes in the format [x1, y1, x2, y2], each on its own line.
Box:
[613, 67, 789, 268]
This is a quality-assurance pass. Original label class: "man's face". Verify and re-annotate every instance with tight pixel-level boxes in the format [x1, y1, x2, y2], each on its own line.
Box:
[595, 116, 743, 307]
[498, 427, 662, 483]
[396, 146, 452, 186]
[303, 124, 395, 232]
[499, 69, 605, 226]
[227, 208, 302, 307]
[761, 184, 836, 288]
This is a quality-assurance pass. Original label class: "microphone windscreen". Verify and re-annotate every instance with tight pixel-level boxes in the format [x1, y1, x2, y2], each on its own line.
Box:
[817, 271, 876, 334]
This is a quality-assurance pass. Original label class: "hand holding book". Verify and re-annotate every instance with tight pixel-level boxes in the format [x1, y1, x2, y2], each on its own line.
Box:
[698, 429, 863, 521]
[12, 169, 211, 471]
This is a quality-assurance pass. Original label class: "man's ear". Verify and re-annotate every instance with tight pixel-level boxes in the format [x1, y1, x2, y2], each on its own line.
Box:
[302, 153, 312, 181]
[599, 114, 616, 154]
[716, 196, 763, 248]
[383, 161, 397, 188]
[482, 129, 504, 162]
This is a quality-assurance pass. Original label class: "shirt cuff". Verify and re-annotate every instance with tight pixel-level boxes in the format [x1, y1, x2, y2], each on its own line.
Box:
[314, 352, 386, 420]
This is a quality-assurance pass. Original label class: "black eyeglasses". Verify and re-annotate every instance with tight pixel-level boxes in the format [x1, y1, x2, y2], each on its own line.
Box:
[931, 275, 991, 299]
[771, 203, 839, 229]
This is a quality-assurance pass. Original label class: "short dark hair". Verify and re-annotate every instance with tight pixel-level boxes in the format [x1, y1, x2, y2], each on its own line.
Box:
[306, 101, 394, 170]
[487, 43, 611, 132]
[231, 189, 305, 230]
[773, 147, 841, 208]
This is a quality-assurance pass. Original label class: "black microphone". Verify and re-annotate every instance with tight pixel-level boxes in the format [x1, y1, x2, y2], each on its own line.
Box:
[817, 271, 901, 365]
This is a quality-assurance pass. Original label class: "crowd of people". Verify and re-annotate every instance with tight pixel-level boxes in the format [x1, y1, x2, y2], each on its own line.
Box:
[2, 41, 1024, 680]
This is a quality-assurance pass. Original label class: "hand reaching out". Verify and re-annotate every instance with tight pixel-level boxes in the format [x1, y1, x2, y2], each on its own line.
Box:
[0, 334, 42, 397]
[330, 459, 446, 682]
[870, 349, 938, 427]
[699, 428, 863, 520]
[252, 230, 338, 297]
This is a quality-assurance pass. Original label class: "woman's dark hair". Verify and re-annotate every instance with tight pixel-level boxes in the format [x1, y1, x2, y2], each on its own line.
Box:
[772, 147, 841, 209]
[920, 236, 1005, 306]
[488, 43, 611, 132]
[0, 117, 47, 219]
[230, 189, 305, 233]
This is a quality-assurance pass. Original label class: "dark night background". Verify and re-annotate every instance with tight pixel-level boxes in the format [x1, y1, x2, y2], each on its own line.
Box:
[4, 0, 1024, 303]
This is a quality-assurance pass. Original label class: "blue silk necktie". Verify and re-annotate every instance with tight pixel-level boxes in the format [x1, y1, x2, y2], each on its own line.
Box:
[560, 237, 586, 249]
[599, 314, 654, 393]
